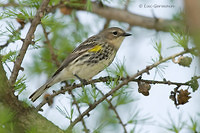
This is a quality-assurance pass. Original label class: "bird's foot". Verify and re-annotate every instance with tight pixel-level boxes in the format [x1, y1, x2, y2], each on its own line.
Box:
[74, 74, 88, 85]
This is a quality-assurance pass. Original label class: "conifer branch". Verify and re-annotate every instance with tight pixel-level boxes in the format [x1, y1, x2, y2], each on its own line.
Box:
[0, 1, 182, 32]
[42, 25, 60, 67]
[62, 2, 182, 32]
[94, 86, 128, 133]
[9, 0, 50, 85]
[34, 48, 197, 130]
[70, 91, 89, 133]
[66, 48, 195, 129]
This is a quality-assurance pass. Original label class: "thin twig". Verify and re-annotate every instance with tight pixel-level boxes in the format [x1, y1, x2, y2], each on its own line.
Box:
[9, 0, 50, 85]
[36, 77, 111, 111]
[94, 86, 128, 133]
[103, 19, 111, 30]
[36, 48, 196, 110]
[66, 48, 194, 130]
[124, 0, 130, 10]
[41, 24, 60, 67]
[0, 2, 21, 7]
[4, 62, 12, 73]
[71, 91, 89, 133]
[35, 74, 194, 111]
[0, 41, 10, 50]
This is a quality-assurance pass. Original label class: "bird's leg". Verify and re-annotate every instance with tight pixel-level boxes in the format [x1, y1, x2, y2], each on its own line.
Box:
[74, 74, 88, 85]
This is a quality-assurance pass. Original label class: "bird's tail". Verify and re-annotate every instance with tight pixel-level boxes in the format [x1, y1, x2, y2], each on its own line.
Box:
[29, 84, 48, 102]
[29, 78, 55, 102]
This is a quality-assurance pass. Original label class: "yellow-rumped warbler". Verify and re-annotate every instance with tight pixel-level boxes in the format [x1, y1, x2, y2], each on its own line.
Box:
[29, 27, 131, 102]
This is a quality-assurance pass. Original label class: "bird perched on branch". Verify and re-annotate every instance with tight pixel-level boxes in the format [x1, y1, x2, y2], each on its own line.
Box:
[29, 27, 131, 102]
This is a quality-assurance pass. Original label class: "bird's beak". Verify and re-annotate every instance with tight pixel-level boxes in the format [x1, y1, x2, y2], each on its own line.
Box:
[122, 32, 132, 37]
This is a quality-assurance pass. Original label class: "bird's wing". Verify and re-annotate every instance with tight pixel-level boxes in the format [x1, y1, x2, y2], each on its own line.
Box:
[52, 36, 101, 78]
[72, 35, 101, 53]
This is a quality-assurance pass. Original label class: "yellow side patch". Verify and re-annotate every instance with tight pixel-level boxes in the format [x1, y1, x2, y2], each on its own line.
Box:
[88, 45, 102, 52]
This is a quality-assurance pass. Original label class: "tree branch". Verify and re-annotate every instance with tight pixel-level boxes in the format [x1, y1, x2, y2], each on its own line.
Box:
[66, 48, 194, 130]
[36, 73, 194, 111]
[63, 2, 182, 32]
[0, 57, 64, 133]
[70, 91, 89, 133]
[33, 48, 195, 130]
[94, 86, 128, 133]
[9, 0, 50, 85]
[0, 1, 183, 32]
[42, 24, 60, 67]
[35, 47, 195, 111]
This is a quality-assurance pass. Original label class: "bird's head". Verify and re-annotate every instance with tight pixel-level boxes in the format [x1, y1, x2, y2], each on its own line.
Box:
[99, 27, 131, 49]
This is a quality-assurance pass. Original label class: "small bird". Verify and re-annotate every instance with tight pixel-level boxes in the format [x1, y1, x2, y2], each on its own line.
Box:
[29, 27, 131, 102]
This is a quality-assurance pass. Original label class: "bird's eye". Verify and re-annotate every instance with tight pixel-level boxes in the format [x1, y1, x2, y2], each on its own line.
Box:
[112, 31, 118, 36]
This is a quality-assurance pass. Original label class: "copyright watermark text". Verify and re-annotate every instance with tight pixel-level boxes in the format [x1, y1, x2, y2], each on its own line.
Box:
[139, 4, 175, 8]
